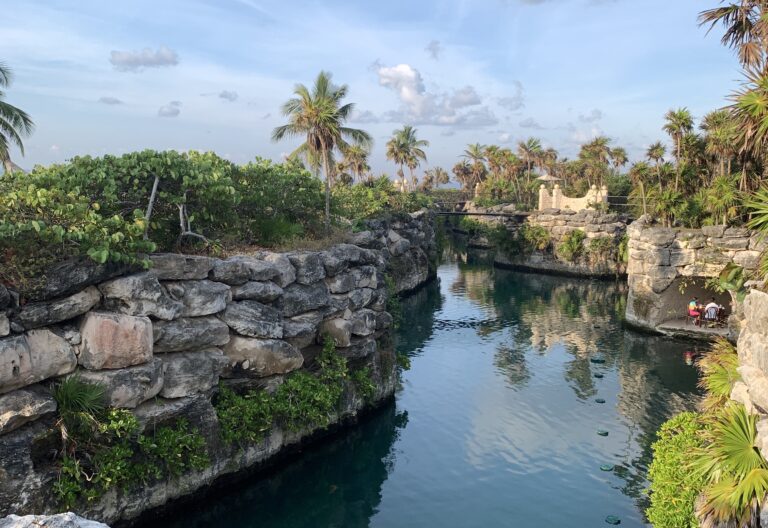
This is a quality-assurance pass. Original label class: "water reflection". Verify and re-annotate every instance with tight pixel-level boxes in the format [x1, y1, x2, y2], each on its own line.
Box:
[151, 248, 701, 528]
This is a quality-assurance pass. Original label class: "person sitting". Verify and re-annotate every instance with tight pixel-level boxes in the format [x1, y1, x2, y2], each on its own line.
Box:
[688, 297, 701, 326]
[704, 298, 722, 324]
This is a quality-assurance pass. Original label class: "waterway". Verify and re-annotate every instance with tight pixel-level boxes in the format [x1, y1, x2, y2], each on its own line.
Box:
[157, 250, 701, 528]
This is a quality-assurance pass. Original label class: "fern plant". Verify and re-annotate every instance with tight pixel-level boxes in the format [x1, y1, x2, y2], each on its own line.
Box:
[697, 338, 741, 412]
[52, 376, 106, 453]
[556, 230, 586, 263]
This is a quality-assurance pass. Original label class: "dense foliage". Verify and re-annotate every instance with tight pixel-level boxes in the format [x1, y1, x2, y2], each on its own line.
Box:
[215, 336, 380, 446]
[51, 377, 208, 509]
[646, 412, 707, 528]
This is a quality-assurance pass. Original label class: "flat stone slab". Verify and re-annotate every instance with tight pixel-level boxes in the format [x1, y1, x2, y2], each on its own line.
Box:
[160, 348, 228, 398]
[16, 286, 101, 330]
[223, 336, 303, 377]
[75, 358, 163, 408]
[153, 316, 230, 353]
[164, 280, 231, 317]
[79, 312, 153, 370]
[0, 330, 76, 394]
[0, 513, 110, 528]
[0, 385, 56, 436]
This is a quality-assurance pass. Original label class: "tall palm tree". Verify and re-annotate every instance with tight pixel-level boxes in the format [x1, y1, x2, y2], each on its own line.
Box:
[517, 137, 543, 185]
[699, 1, 768, 71]
[386, 125, 428, 192]
[646, 141, 667, 188]
[0, 62, 34, 175]
[701, 109, 737, 180]
[338, 144, 370, 182]
[609, 147, 628, 175]
[427, 166, 450, 187]
[272, 71, 372, 232]
[663, 107, 694, 191]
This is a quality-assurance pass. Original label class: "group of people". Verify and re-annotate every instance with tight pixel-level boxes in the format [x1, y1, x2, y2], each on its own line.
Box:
[687, 296, 725, 327]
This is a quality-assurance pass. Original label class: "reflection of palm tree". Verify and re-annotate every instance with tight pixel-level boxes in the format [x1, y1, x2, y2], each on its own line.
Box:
[493, 345, 530, 388]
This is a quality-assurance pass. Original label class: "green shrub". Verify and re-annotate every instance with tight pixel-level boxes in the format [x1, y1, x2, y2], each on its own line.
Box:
[646, 412, 707, 528]
[520, 224, 551, 252]
[351, 367, 377, 403]
[332, 176, 431, 220]
[586, 236, 615, 264]
[215, 385, 273, 446]
[557, 229, 586, 262]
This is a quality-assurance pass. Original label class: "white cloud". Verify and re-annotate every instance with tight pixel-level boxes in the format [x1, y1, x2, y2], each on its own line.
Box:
[158, 100, 182, 117]
[578, 108, 603, 123]
[520, 117, 544, 129]
[425, 40, 443, 60]
[374, 62, 496, 127]
[98, 96, 123, 105]
[497, 81, 525, 111]
[109, 46, 179, 72]
[498, 132, 512, 143]
[218, 90, 238, 102]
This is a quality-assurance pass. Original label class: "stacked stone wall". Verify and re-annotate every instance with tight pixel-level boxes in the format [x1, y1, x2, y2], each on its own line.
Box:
[0, 211, 436, 525]
[626, 218, 765, 330]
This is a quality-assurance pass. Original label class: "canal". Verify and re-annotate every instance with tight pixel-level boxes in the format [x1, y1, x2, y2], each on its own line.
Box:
[155, 250, 701, 528]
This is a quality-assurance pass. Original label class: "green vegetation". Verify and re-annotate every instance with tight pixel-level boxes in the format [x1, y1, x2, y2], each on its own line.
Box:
[646, 412, 707, 528]
[51, 378, 208, 509]
[706, 263, 750, 303]
[556, 230, 586, 263]
[386, 125, 429, 192]
[586, 236, 615, 265]
[647, 338, 768, 527]
[272, 70, 372, 232]
[384, 275, 403, 329]
[215, 336, 379, 446]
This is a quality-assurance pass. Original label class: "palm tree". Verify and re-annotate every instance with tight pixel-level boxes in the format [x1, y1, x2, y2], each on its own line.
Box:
[452, 160, 473, 191]
[609, 147, 628, 176]
[427, 166, 450, 187]
[462, 143, 487, 164]
[517, 137, 543, 185]
[338, 144, 370, 182]
[646, 141, 667, 188]
[701, 109, 737, 180]
[699, 2, 768, 71]
[386, 125, 428, 192]
[0, 62, 34, 175]
[273, 71, 372, 232]
[663, 107, 694, 191]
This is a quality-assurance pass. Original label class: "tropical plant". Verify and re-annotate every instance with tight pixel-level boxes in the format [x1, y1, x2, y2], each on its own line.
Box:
[697, 338, 741, 412]
[517, 137, 543, 185]
[557, 230, 586, 262]
[53, 377, 106, 453]
[703, 173, 741, 225]
[386, 125, 428, 192]
[646, 141, 667, 188]
[693, 404, 768, 527]
[272, 71, 372, 232]
[0, 61, 34, 175]
[647, 412, 707, 528]
[707, 262, 750, 302]
[746, 186, 768, 278]
[663, 108, 695, 190]
[699, 1, 768, 70]
[337, 144, 370, 183]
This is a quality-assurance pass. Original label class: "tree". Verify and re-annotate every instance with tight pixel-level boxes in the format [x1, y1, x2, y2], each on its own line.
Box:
[272, 71, 372, 232]
[0, 61, 34, 175]
[663, 108, 694, 190]
[610, 147, 628, 175]
[517, 137, 543, 185]
[699, 1, 768, 71]
[337, 144, 370, 183]
[701, 109, 737, 179]
[646, 141, 667, 188]
[386, 125, 428, 192]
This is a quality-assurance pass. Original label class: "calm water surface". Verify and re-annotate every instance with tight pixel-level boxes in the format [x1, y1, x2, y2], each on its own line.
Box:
[156, 252, 702, 528]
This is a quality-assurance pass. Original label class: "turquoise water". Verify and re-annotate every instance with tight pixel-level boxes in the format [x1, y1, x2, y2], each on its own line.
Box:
[154, 253, 701, 528]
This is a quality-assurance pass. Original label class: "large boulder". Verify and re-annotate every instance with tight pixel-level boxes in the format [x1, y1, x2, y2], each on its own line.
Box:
[283, 311, 323, 349]
[258, 252, 296, 287]
[0, 513, 110, 528]
[219, 301, 283, 339]
[0, 330, 76, 394]
[230, 281, 283, 302]
[350, 309, 377, 337]
[278, 282, 330, 317]
[74, 358, 163, 408]
[99, 273, 182, 321]
[223, 337, 303, 377]
[320, 318, 353, 348]
[210, 257, 279, 285]
[164, 280, 231, 317]
[288, 252, 326, 285]
[79, 312, 153, 370]
[0, 385, 56, 435]
[25, 257, 133, 302]
[15, 287, 101, 330]
[160, 348, 228, 398]
[153, 316, 230, 353]
[148, 253, 215, 280]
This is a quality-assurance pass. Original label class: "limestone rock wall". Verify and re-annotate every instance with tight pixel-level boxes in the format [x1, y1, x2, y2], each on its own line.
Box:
[0, 210, 435, 525]
[489, 208, 628, 278]
[625, 217, 764, 330]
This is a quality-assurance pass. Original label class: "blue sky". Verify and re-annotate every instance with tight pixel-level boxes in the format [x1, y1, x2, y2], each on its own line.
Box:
[0, 0, 742, 175]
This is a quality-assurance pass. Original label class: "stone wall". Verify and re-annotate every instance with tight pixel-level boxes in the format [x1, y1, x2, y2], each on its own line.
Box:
[0, 211, 436, 525]
[537, 184, 608, 212]
[491, 208, 628, 278]
[625, 217, 765, 331]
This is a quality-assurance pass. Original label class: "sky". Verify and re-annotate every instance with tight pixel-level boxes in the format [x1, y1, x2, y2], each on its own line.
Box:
[0, 0, 744, 175]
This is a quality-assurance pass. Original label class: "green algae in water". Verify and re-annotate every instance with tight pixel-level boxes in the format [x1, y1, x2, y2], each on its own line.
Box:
[600, 464, 614, 472]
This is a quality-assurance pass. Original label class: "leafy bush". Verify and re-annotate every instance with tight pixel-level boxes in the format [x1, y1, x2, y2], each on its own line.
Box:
[521, 224, 551, 252]
[706, 262, 750, 302]
[646, 412, 707, 528]
[586, 236, 615, 264]
[697, 338, 740, 412]
[351, 367, 377, 403]
[332, 176, 431, 220]
[556, 229, 586, 262]
[215, 385, 273, 446]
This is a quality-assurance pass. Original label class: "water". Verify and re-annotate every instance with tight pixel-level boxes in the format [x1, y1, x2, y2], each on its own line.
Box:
[154, 252, 702, 528]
